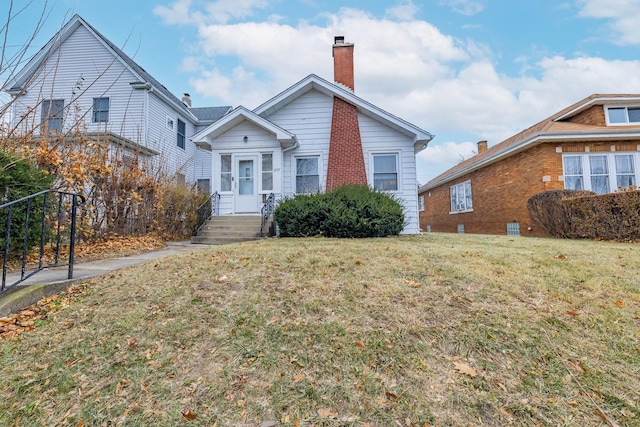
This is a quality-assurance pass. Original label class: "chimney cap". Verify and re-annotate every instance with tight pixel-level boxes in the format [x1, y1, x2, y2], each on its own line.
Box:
[334, 36, 345, 44]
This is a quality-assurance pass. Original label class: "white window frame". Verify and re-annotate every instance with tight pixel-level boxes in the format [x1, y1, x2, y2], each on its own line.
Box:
[371, 152, 400, 192]
[261, 152, 274, 193]
[450, 180, 473, 213]
[605, 105, 640, 126]
[294, 155, 322, 194]
[41, 98, 64, 133]
[92, 97, 109, 123]
[166, 116, 174, 130]
[562, 152, 639, 193]
[220, 154, 232, 193]
[419, 195, 425, 211]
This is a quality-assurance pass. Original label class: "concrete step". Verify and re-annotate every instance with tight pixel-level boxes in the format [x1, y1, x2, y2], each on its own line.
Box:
[192, 215, 274, 245]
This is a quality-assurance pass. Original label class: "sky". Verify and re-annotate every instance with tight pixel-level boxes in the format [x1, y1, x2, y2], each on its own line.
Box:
[6, 0, 640, 184]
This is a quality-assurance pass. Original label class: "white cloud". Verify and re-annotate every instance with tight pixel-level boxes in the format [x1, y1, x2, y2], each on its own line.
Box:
[417, 140, 477, 183]
[438, 0, 485, 16]
[385, 0, 420, 21]
[577, 0, 640, 44]
[154, 0, 270, 25]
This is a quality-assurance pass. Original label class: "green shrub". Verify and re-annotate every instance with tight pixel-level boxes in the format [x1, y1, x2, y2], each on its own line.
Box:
[274, 185, 404, 238]
[0, 150, 55, 257]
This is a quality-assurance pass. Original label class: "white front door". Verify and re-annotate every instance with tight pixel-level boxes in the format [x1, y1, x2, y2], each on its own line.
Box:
[235, 155, 258, 213]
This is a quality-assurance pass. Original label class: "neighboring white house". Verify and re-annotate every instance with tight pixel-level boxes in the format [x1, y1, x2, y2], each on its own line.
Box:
[4, 17, 434, 234]
[192, 39, 434, 234]
[3, 14, 231, 189]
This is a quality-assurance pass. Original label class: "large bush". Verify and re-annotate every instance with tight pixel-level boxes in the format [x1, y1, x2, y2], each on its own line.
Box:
[274, 185, 405, 238]
[527, 189, 596, 237]
[0, 150, 55, 256]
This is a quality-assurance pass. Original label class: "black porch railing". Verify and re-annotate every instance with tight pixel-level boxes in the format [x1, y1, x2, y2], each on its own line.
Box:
[1, 189, 86, 294]
[194, 191, 220, 235]
[260, 193, 275, 236]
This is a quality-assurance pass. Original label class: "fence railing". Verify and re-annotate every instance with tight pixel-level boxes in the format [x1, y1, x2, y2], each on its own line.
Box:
[194, 191, 220, 235]
[260, 193, 275, 236]
[1, 189, 86, 294]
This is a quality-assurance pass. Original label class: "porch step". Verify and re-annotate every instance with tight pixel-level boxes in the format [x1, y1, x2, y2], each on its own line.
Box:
[191, 215, 274, 245]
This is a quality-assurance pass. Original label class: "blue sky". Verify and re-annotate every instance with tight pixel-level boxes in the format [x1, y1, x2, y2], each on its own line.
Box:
[6, 0, 640, 183]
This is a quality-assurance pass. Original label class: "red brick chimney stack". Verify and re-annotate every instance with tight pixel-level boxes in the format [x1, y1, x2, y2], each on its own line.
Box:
[326, 36, 367, 190]
[332, 36, 355, 90]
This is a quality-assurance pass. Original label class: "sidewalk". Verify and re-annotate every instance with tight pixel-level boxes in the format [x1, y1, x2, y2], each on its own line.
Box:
[0, 241, 208, 316]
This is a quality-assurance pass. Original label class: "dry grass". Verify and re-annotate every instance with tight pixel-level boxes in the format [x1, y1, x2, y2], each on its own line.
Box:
[0, 233, 639, 426]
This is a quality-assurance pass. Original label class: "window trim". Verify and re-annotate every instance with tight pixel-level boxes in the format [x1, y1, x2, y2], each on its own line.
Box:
[92, 97, 109, 123]
[261, 152, 274, 193]
[41, 98, 64, 133]
[294, 155, 322, 194]
[166, 116, 175, 130]
[449, 180, 473, 214]
[177, 118, 186, 149]
[605, 105, 640, 126]
[371, 152, 400, 192]
[418, 195, 425, 211]
[220, 154, 232, 193]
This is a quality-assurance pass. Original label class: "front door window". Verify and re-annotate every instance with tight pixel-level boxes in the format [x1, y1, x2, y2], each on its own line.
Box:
[238, 160, 254, 195]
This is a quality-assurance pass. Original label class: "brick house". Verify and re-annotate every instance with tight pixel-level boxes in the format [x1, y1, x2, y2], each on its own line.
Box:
[192, 37, 434, 234]
[419, 94, 640, 236]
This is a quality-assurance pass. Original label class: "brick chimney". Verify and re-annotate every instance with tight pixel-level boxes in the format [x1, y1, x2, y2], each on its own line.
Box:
[332, 36, 355, 90]
[182, 93, 192, 107]
[477, 140, 488, 154]
[326, 36, 367, 190]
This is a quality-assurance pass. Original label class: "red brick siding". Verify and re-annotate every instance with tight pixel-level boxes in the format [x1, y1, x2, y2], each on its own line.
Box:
[326, 97, 367, 190]
[568, 105, 606, 126]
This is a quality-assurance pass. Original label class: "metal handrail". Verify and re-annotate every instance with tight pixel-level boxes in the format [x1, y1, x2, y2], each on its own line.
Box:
[194, 191, 220, 235]
[1, 189, 86, 293]
[260, 193, 275, 236]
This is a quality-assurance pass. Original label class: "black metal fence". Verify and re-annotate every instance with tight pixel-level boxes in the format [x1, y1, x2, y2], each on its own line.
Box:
[194, 191, 220, 235]
[0, 189, 86, 293]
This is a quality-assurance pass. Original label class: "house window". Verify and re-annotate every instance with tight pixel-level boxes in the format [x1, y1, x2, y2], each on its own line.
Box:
[419, 195, 425, 211]
[563, 152, 639, 193]
[261, 153, 273, 191]
[197, 179, 210, 194]
[450, 180, 472, 213]
[92, 97, 109, 123]
[615, 154, 636, 188]
[373, 154, 398, 191]
[41, 99, 64, 133]
[296, 157, 319, 193]
[166, 117, 174, 130]
[606, 106, 640, 125]
[177, 119, 186, 149]
[220, 154, 232, 192]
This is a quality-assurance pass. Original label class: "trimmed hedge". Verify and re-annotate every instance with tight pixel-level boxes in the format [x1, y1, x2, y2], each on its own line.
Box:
[527, 189, 596, 237]
[527, 189, 640, 240]
[274, 185, 404, 238]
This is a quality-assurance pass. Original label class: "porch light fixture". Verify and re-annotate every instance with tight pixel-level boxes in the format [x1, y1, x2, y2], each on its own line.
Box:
[243, 136, 248, 143]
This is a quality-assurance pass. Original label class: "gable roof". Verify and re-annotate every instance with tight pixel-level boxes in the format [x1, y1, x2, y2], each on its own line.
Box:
[5, 15, 226, 124]
[254, 74, 434, 153]
[421, 93, 640, 191]
[190, 106, 298, 150]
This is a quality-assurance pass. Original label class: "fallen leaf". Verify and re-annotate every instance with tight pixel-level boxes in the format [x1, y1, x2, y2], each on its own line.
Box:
[404, 279, 420, 288]
[181, 408, 197, 420]
[385, 390, 398, 400]
[259, 422, 277, 427]
[453, 361, 478, 377]
[555, 254, 567, 260]
[293, 419, 301, 427]
[565, 310, 581, 317]
[568, 401, 578, 406]
[217, 275, 228, 282]
[293, 373, 304, 382]
[614, 301, 626, 307]
[318, 408, 337, 418]
[354, 260, 362, 265]
[355, 341, 365, 349]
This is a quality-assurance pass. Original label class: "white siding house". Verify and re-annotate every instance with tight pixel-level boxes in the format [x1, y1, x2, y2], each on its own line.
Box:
[4, 14, 230, 185]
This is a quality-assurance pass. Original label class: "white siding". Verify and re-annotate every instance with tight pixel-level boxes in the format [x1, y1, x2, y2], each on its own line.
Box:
[211, 120, 282, 214]
[266, 89, 333, 195]
[11, 25, 145, 142]
[359, 113, 419, 234]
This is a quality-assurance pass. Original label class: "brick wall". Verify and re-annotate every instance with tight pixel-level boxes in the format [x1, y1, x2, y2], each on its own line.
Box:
[326, 97, 367, 190]
[569, 105, 606, 126]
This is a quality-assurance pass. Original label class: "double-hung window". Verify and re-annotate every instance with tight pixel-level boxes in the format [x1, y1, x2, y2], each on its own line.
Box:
[296, 157, 319, 193]
[563, 152, 639, 193]
[41, 99, 64, 133]
[450, 180, 472, 212]
[177, 119, 186, 149]
[92, 97, 109, 123]
[373, 154, 398, 191]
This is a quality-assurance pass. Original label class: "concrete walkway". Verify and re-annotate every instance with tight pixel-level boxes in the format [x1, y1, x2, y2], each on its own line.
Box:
[0, 241, 208, 316]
